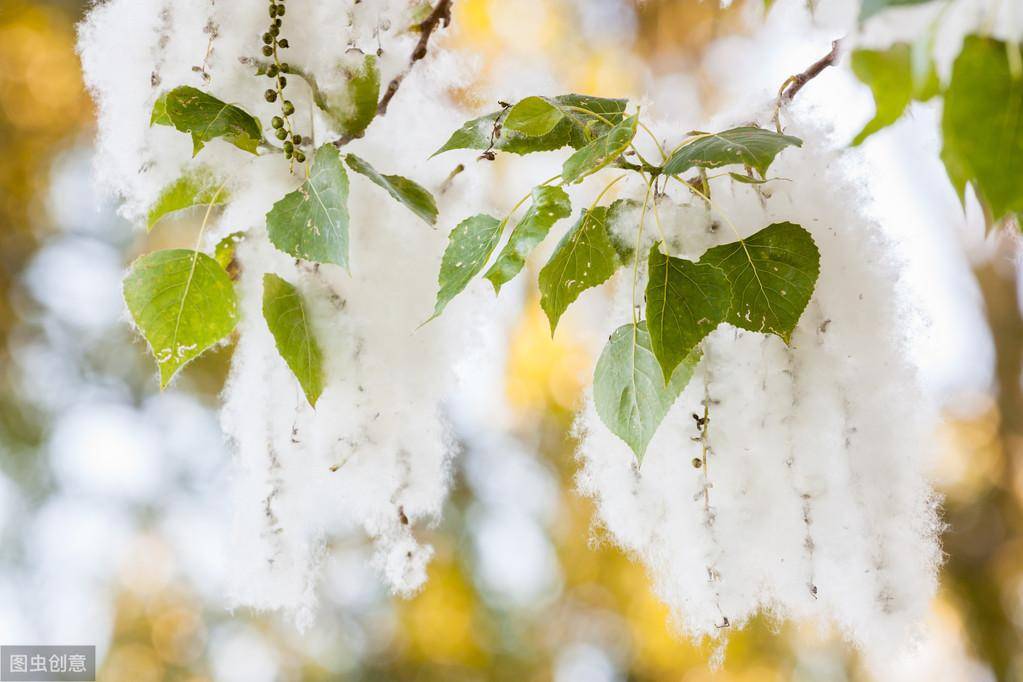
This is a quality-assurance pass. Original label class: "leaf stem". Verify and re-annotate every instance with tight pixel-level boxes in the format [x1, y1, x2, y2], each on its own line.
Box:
[631, 178, 654, 326]
[194, 180, 230, 252]
[589, 174, 627, 212]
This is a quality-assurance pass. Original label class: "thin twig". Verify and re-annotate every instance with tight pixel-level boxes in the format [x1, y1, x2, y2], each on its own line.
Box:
[772, 39, 841, 131]
[332, 0, 454, 148]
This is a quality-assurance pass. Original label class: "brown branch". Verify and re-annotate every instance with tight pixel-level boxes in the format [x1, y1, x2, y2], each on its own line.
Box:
[333, 0, 453, 148]
[772, 39, 841, 131]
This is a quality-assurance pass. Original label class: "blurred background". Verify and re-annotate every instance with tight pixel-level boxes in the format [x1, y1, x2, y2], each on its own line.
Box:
[0, 0, 1020, 680]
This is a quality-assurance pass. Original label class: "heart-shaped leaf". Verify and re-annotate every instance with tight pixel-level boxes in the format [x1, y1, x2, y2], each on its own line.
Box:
[147, 168, 227, 231]
[267, 144, 351, 267]
[594, 321, 701, 459]
[321, 53, 380, 138]
[503, 96, 564, 137]
[432, 94, 628, 157]
[124, 249, 238, 387]
[262, 273, 325, 407]
[538, 206, 621, 334]
[645, 244, 730, 382]
[699, 222, 819, 342]
[152, 86, 262, 156]
[663, 127, 801, 178]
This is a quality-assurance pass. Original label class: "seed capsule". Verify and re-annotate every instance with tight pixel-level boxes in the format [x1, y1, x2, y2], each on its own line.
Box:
[295, 151, 306, 163]
[261, 45, 273, 57]
[271, 116, 284, 129]
[275, 128, 288, 140]
[278, 38, 289, 48]
[292, 133, 302, 145]
[282, 100, 295, 115]
[264, 89, 277, 102]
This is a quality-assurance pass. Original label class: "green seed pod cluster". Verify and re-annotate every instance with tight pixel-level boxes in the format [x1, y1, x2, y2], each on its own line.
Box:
[261, 0, 305, 164]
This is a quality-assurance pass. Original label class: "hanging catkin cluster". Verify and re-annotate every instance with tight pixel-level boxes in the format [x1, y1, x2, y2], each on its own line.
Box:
[78, 0, 486, 622]
[577, 115, 943, 661]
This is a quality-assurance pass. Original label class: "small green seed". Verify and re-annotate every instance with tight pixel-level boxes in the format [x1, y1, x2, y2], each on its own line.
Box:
[295, 151, 306, 163]
[266, 64, 279, 77]
[269, 24, 280, 36]
[268, 4, 277, 17]
[261, 45, 273, 57]
[276, 128, 288, 140]
[271, 116, 284, 129]
[282, 100, 295, 115]
[262, 32, 272, 44]
[275, 18, 282, 27]
[292, 133, 302, 145]
[277, 75, 287, 88]
[283, 141, 294, 153]
[279, 63, 290, 73]
[278, 38, 289, 48]
[276, 5, 286, 15]
[264, 89, 277, 102]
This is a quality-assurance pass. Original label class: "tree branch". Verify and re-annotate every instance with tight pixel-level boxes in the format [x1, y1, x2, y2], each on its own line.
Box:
[333, 0, 453, 148]
[772, 39, 841, 131]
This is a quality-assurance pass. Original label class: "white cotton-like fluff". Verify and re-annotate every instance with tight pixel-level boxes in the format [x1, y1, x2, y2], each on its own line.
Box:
[79, 0, 487, 622]
[575, 117, 943, 663]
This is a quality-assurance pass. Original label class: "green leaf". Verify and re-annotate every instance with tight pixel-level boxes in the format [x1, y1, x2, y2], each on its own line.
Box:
[123, 249, 238, 388]
[859, 0, 937, 21]
[429, 214, 503, 320]
[343, 153, 437, 225]
[605, 198, 644, 262]
[941, 36, 1023, 223]
[562, 114, 638, 184]
[151, 86, 262, 156]
[214, 231, 245, 271]
[483, 185, 571, 293]
[262, 273, 325, 407]
[321, 54, 380, 139]
[645, 244, 730, 382]
[151, 91, 172, 126]
[699, 222, 819, 342]
[538, 206, 621, 334]
[432, 94, 628, 157]
[147, 169, 226, 231]
[851, 43, 938, 145]
[267, 144, 351, 267]
[503, 96, 564, 136]
[663, 127, 802, 177]
[594, 322, 700, 460]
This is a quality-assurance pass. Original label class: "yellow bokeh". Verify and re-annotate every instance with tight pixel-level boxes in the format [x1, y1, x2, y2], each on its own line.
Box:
[400, 557, 489, 668]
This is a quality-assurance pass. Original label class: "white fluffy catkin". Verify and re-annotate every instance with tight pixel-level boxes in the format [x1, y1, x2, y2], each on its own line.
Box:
[576, 116, 942, 662]
[79, 0, 485, 622]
